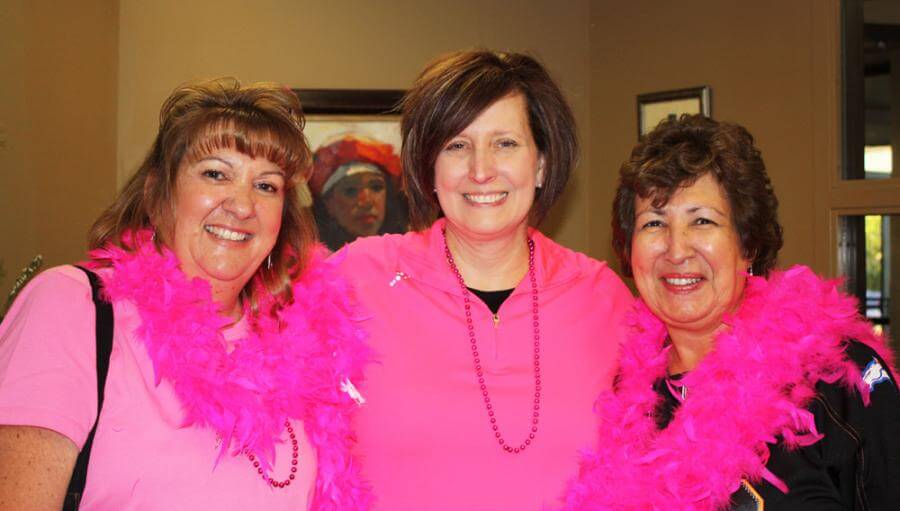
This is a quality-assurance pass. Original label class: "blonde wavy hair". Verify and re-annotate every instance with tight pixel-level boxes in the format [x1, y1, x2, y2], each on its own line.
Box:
[89, 78, 315, 308]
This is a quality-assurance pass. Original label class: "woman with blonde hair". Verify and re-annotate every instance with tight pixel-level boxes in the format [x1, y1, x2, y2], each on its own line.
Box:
[0, 79, 371, 510]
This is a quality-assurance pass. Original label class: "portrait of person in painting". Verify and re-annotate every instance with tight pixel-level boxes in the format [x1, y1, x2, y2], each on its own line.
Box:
[0, 78, 371, 511]
[562, 114, 900, 511]
[310, 135, 409, 251]
[333, 50, 633, 510]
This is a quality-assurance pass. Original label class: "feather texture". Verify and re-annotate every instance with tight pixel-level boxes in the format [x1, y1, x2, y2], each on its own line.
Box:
[561, 266, 893, 511]
[88, 230, 373, 510]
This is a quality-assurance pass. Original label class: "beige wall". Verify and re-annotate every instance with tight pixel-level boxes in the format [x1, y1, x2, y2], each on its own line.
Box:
[588, 0, 839, 275]
[0, 0, 118, 295]
[1, 0, 847, 296]
[117, 0, 592, 252]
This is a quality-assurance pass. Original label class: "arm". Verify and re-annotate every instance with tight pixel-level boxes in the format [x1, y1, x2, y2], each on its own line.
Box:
[841, 340, 900, 508]
[0, 425, 78, 510]
[0, 267, 100, 509]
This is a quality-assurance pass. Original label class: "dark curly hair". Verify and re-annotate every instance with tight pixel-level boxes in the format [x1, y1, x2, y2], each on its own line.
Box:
[612, 114, 783, 277]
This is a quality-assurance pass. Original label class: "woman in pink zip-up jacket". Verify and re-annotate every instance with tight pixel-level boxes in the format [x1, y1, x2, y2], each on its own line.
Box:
[334, 50, 633, 511]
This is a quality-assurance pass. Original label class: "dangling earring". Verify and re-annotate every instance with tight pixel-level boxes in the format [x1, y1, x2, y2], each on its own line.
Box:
[748, 265, 754, 276]
[266, 254, 273, 270]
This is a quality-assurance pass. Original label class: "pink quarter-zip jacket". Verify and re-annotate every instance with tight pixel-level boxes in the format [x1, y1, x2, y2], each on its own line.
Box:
[334, 219, 633, 511]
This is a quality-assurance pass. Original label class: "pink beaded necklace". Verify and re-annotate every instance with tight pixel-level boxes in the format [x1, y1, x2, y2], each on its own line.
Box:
[246, 420, 299, 488]
[442, 230, 541, 454]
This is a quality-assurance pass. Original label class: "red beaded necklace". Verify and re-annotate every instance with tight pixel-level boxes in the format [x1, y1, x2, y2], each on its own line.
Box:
[442, 230, 542, 454]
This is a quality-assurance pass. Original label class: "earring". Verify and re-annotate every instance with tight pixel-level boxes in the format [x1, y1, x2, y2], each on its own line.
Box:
[266, 254, 273, 270]
[748, 265, 754, 276]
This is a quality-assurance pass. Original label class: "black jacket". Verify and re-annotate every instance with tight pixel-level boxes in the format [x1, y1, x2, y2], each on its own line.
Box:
[656, 341, 900, 511]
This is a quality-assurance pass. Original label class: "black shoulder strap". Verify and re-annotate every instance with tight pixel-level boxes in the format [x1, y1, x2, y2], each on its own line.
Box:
[64, 266, 114, 510]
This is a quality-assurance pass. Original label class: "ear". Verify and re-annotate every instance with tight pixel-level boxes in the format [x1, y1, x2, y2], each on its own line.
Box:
[536, 154, 547, 188]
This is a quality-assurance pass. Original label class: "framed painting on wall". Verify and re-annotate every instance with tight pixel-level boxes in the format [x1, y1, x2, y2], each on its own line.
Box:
[294, 88, 408, 252]
[637, 86, 711, 137]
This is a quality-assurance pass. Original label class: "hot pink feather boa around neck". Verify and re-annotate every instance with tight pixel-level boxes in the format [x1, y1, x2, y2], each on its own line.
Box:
[561, 265, 894, 511]
[88, 230, 373, 510]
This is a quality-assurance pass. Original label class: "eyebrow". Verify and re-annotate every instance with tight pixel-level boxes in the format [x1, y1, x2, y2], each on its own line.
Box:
[195, 155, 232, 167]
[635, 205, 727, 217]
[687, 205, 727, 216]
[194, 156, 285, 177]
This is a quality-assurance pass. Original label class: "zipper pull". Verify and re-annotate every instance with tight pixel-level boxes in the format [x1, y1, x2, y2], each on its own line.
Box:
[492, 313, 500, 328]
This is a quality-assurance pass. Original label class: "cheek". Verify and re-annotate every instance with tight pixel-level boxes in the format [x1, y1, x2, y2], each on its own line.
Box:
[261, 198, 285, 236]
[326, 196, 349, 215]
[374, 191, 387, 209]
[629, 234, 659, 272]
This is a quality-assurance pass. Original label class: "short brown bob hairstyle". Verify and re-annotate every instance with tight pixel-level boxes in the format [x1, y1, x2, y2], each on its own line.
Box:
[401, 49, 578, 230]
[612, 114, 783, 277]
[89, 78, 315, 307]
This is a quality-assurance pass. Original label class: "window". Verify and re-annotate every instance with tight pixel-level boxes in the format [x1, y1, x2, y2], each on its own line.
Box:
[840, 0, 900, 344]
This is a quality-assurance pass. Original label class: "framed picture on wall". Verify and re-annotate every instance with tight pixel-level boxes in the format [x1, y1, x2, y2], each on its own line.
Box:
[293, 88, 408, 252]
[637, 86, 711, 137]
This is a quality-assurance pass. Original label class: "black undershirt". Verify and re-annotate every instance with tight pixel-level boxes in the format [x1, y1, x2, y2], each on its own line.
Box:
[467, 287, 514, 314]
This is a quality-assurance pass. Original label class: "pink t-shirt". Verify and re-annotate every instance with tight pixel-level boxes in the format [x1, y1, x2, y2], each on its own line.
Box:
[0, 266, 317, 510]
[336, 221, 633, 511]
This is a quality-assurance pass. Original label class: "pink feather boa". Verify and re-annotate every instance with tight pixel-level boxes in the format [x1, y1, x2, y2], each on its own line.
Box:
[562, 265, 894, 511]
[88, 231, 373, 510]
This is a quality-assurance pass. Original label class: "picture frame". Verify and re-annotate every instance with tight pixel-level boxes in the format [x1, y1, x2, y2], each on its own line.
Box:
[293, 88, 409, 251]
[637, 86, 711, 137]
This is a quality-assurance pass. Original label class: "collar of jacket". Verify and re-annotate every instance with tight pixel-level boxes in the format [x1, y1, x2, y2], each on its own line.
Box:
[394, 218, 583, 297]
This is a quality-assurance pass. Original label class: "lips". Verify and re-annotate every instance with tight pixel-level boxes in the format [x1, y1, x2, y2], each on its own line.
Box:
[204, 225, 252, 242]
[355, 214, 379, 225]
[660, 274, 704, 292]
[463, 192, 508, 205]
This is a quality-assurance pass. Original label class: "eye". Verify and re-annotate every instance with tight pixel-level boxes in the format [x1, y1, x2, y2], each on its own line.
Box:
[202, 169, 226, 180]
[640, 219, 664, 229]
[255, 181, 280, 194]
[368, 181, 386, 193]
[694, 217, 717, 226]
[443, 140, 467, 152]
[497, 138, 519, 149]
[341, 186, 360, 198]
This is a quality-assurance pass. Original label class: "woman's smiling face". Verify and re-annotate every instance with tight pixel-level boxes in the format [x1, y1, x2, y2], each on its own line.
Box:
[433, 92, 544, 242]
[170, 147, 285, 291]
[630, 173, 752, 338]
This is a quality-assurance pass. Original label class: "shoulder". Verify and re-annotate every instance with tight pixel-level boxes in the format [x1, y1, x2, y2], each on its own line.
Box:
[812, 340, 899, 425]
[844, 340, 898, 398]
[4, 265, 92, 316]
[0, 265, 99, 448]
[532, 232, 631, 293]
[330, 230, 427, 277]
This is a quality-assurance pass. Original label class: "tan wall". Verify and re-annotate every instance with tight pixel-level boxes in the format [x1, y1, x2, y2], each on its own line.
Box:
[1, 0, 846, 297]
[589, 0, 838, 275]
[117, 0, 592, 253]
[0, 0, 118, 295]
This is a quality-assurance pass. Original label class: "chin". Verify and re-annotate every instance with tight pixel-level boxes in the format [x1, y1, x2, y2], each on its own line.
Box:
[200, 264, 259, 283]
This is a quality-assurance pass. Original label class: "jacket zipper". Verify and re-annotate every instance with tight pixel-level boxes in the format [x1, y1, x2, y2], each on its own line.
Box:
[814, 395, 869, 511]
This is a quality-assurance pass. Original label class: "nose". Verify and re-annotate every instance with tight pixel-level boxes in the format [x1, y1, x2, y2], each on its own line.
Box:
[355, 187, 374, 207]
[468, 146, 497, 184]
[223, 184, 255, 219]
[664, 227, 693, 265]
